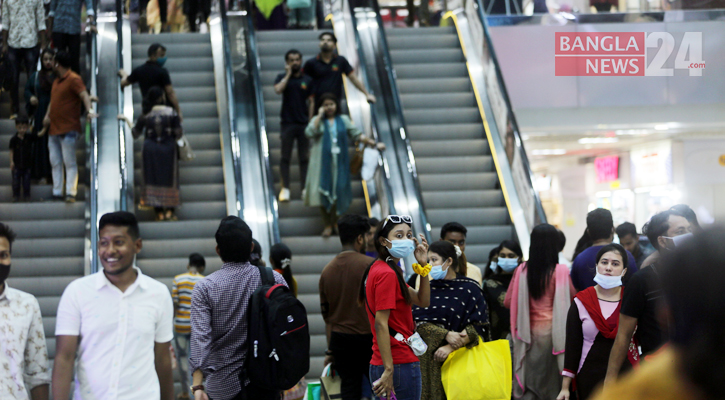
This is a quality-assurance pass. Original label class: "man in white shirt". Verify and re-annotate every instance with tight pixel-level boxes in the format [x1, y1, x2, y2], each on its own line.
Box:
[52, 211, 174, 400]
[0, 223, 50, 400]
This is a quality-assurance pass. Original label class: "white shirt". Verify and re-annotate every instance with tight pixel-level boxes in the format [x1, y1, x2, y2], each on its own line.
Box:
[55, 267, 174, 400]
[0, 285, 51, 400]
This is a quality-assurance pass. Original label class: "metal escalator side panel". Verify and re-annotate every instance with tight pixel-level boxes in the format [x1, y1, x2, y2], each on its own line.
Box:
[235, 1, 281, 253]
[84, 12, 99, 275]
[445, 9, 546, 257]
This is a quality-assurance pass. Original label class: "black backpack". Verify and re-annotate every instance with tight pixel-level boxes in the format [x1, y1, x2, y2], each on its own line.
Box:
[245, 264, 310, 391]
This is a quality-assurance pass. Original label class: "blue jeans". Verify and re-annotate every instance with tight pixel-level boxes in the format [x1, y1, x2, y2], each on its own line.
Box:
[369, 362, 421, 400]
[174, 333, 192, 396]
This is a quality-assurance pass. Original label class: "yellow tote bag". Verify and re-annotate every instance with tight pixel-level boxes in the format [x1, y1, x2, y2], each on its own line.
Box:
[440, 339, 512, 400]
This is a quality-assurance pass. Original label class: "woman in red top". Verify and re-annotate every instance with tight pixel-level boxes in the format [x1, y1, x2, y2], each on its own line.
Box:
[358, 215, 431, 400]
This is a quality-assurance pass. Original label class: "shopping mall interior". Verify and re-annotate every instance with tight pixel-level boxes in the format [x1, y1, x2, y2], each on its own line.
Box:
[0, 0, 723, 395]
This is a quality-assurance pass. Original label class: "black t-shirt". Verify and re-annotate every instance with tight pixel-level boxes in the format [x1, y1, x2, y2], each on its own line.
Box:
[274, 73, 313, 124]
[127, 61, 172, 100]
[620, 265, 666, 355]
[302, 54, 353, 101]
[9, 133, 35, 170]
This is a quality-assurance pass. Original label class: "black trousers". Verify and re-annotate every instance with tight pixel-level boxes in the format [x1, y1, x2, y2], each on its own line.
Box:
[12, 168, 32, 199]
[52, 33, 81, 73]
[329, 332, 373, 400]
[221, 382, 280, 400]
[7, 46, 39, 114]
[185, 0, 211, 32]
[280, 122, 310, 188]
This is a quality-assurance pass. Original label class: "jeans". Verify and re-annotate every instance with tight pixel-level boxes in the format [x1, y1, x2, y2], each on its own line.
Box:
[280, 122, 309, 188]
[287, 0, 316, 28]
[7, 46, 39, 115]
[48, 132, 78, 197]
[12, 168, 32, 199]
[330, 332, 373, 400]
[369, 362, 421, 400]
[174, 333, 192, 396]
[51, 33, 81, 73]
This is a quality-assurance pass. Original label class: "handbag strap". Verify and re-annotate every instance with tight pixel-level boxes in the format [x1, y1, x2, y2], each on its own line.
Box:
[364, 280, 402, 340]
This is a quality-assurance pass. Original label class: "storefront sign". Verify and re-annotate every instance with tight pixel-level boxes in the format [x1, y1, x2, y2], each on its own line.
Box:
[630, 141, 672, 188]
[594, 156, 619, 183]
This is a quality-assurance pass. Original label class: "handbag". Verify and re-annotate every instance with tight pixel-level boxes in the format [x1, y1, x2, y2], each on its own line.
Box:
[283, 378, 307, 400]
[320, 364, 342, 400]
[350, 141, 364, 175]
[177, 135, 195, 161]
[288, 0, 312, 9]
[441, 339, 512, 400]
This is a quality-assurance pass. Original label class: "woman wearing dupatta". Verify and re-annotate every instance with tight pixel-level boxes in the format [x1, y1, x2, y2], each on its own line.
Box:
[557, 244, 637, 400]
[304, 93, 384, 237]
[412, 240, 491, 400]
[505, 224, 577, 400]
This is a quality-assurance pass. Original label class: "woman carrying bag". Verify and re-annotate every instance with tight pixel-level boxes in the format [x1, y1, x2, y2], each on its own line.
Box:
[412, 240, 490, 400]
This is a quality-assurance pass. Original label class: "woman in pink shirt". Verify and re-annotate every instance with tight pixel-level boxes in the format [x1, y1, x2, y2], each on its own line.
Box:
[505, 224, 576, 400]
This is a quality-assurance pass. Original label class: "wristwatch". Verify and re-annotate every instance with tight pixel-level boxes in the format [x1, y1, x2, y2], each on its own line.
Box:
[190, 384, 205, 393]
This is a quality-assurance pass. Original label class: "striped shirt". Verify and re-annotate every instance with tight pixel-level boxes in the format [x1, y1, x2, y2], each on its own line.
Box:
[171, 272, 205, 334]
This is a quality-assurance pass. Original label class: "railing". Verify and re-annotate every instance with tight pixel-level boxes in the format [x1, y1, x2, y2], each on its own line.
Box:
[240, 0, 282, 244]
[348, 1, 432, 242]
[85, 1, 99, 274]
[116, 0, 133, 211]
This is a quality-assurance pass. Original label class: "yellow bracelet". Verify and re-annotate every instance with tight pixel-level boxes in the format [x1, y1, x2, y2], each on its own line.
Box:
[412, 263, 432, 278]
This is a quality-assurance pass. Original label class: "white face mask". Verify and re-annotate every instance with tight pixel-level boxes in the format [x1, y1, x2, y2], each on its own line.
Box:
[593, 271, 624, 289]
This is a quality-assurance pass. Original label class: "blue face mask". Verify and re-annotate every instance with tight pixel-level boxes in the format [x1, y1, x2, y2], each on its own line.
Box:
[156, 57, 168, 66]
[386, 238, 415, 259]
[497, 257, 519, 273]
[429, 261, 449, 280]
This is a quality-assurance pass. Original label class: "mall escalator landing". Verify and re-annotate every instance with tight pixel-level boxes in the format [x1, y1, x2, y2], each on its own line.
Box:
[130, 33, 227, 286]
[256, 29, 368, 378]
[385, 26, 513, 267]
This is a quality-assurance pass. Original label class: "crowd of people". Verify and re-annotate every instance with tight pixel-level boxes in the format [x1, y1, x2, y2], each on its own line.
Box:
[2, 199, 724, 400]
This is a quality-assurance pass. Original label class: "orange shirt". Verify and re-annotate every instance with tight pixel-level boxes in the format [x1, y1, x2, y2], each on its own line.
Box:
[49, 70, 86, 135]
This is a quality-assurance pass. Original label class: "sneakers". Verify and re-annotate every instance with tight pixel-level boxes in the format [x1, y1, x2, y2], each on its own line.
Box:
[278, 187, 290, 202]
[65, 195, 76, 203]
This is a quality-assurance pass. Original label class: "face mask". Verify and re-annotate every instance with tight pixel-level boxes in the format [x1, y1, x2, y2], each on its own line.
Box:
[593, 272, 623, 289]
[385, 238, 415, 259]
[0, 263, 10, 285]
[429, 261, 449, 280]
[489, 261, 498, 272]
[497, 258, 519, 273]
[156, 57, 168, 66]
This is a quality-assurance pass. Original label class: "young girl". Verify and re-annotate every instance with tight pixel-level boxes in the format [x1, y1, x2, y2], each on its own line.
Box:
[359, 215, 431, 400]
[270, 242, 297, 297]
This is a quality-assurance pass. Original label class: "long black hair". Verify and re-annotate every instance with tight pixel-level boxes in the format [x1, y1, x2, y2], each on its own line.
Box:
[358, 218, 413, 306]
[142, 86, 165, 115]
[428, 241, 461, 274]
[527, 224, 560, 300]
[270, 243, 296, 296]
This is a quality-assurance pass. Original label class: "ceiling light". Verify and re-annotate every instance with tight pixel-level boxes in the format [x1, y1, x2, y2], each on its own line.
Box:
[578, 137, 619, 144]
[531, 149, 566, 155]
[615, 129, 650, 136]
[654, 124, 670, 131]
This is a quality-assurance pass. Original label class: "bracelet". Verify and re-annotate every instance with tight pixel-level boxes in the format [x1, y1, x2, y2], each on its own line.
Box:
[190, 384, 205, 393]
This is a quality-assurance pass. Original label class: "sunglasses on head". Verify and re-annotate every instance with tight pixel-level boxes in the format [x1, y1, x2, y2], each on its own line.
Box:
[382, 215, 413, 230]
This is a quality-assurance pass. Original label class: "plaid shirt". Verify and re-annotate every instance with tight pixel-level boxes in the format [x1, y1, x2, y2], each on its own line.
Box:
[190, 262, 287, 400]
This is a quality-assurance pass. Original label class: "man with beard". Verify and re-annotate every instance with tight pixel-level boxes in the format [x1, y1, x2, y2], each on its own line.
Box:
[274, 49, 313, 202]
[52, 211, 174, 400]
[0, 223, 51, 400]
[318, 214, 375, 400]
[303, 32, 375, 114]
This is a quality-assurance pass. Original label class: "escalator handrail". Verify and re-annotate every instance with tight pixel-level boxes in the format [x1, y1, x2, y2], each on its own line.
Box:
[87, 2, 99, 274]
[474, 0, 547, 225]
[243, 0, 282, 243]
[219, 0, 246, 218]
[116, 0, 130, 212]
[366, 0, 433, 242]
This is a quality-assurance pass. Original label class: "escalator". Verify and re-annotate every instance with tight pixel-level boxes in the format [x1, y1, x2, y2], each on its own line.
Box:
[0, 38, 92, 367]
[129, 33, 227, 285]
[385, 26, 512, 266]
[253, 28, 369, 377]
